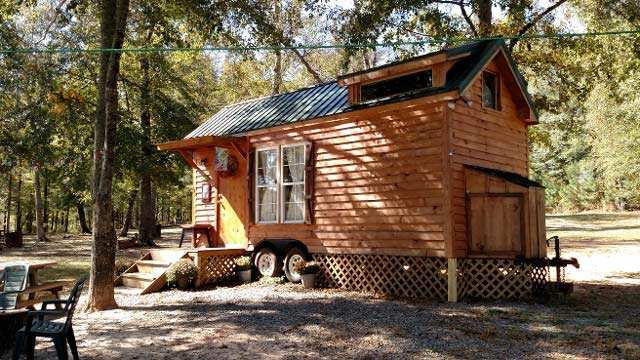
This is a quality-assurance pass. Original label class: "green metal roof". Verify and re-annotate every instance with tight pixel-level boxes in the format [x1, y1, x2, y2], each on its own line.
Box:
[186, 39, 536, 139]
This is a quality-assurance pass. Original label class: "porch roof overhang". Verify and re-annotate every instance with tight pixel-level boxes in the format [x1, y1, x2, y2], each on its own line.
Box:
[156, 135, 247, 152]
[156, 135, 248, 182]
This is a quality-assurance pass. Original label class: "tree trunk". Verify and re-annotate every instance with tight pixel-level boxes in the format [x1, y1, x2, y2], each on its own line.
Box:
[26, 211, 32, 233]
[15, 173, 22, 234]
[86, 0, 130, 312]
[52, 212, 58, 232]
[5, 173, 12, 233]
[77, 201, 91, 233]
[43, 174, 48, 233]
[33, 168, 48, 242]
[119, 189, 137, 237]
[291, 48, 323, 84]
[138, 53, 157, 246]
[64, 207, 70, 233]
[271, 0, 283, 95]
[476, 0, 493, 36]
[272, 49, 283, 95]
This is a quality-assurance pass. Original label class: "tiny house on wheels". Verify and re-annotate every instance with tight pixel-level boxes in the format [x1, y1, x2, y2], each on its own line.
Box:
[157, 39, 549, 301]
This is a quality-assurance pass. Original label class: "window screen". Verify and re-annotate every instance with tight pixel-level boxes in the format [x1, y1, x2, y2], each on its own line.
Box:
[360, 69, 433, 102]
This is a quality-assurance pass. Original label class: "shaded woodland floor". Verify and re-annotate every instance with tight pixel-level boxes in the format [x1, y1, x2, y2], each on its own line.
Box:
[1, 212, 639, 359]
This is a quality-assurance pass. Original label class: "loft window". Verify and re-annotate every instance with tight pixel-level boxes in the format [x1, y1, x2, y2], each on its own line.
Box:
[255, 144, 307, 224]
[482, 71, 500, 110]
[360, 69, 433, 102]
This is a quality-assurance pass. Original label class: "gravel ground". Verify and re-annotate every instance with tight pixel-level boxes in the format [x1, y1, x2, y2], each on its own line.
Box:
[11, 281, 638, 360]
[2, 215, 639, 360]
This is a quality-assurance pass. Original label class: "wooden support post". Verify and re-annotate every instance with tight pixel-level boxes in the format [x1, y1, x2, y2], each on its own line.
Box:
[448, 258, 458, 302]
[193, 253, 202, 288]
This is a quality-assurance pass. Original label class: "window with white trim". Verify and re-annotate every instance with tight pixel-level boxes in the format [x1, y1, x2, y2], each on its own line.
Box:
[256, 148, 278, 223]
[255, 144, 307, 224]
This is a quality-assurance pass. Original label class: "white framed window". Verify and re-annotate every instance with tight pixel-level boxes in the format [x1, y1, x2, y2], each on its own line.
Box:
[255, 147, 279, 224]
[281, 144, 306, 223]
[254, 143, 307, 224]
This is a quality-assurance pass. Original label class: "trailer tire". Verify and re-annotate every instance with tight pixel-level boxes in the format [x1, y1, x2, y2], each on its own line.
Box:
[284, 247, 308, 283]
[254, 247, 282, 278]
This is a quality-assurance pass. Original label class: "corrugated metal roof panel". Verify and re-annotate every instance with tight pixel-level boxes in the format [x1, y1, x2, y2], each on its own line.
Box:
[185, 81, 347, 138]
[184, 39, 536, 139]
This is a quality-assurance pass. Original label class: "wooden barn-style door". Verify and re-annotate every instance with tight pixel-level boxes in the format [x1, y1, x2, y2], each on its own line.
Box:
[466, 193, 525, 256]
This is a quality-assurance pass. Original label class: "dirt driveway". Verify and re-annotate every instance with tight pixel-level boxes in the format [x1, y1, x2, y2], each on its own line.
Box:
[1, 213, 639, 359]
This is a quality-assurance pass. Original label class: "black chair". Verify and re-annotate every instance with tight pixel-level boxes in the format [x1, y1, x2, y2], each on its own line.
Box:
[13, 276, 86, 360]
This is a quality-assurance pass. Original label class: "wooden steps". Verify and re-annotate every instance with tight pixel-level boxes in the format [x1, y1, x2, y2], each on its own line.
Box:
[115, 249, 188, 295]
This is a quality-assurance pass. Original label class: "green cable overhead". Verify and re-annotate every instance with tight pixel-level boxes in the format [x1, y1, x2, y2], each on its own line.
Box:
[1, 29, 639, 55]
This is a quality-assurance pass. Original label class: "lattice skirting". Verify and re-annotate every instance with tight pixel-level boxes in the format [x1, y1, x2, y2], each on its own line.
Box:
[457, 258, 547, 300]
[312, 254, 547, 300]
[194, 254, 237, 286]
[312, 254, 449, 299]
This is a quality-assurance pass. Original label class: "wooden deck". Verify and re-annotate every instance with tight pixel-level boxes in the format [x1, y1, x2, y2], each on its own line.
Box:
[115, 247, 248, 294]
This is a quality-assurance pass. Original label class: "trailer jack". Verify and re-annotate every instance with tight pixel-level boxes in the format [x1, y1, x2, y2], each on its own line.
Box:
[545, 235, 580, 294]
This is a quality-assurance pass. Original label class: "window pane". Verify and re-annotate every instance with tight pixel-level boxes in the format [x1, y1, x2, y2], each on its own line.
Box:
[257, 149, 277, 185]
[257, 186, 277, 222]
[283, 184, 305, 222]
[283, 164, 305, 183]
[283, 145, 305, 165]
[483, 72, 497, 109]
[284, 202, 304, 222]
[258, 204, 277, 222]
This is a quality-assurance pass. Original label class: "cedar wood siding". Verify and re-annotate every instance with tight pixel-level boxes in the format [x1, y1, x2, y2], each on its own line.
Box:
[449, 58, 531, 258]
[192, 148, 249, 248]
[248, 96, 449, 257]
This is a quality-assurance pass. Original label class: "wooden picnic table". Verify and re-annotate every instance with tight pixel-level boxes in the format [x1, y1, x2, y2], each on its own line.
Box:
[0, 261, 71, 309]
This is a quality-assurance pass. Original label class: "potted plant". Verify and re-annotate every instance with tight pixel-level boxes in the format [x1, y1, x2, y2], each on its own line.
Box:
[234, 256, 252, 283]
[293, 260, 320, 289]
[166, 259, 198, 290]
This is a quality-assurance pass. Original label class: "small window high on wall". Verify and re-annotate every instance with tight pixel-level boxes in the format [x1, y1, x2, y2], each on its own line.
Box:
[482, 71, 500, 110]
[255, 144, 307, 224]
[360, 69, 433, 102]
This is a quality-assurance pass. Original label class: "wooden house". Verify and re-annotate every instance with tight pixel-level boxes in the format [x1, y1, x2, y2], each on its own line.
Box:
[158, 39, 547, 301]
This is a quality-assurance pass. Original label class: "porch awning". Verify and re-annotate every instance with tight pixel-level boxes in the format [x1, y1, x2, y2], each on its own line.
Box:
[156, 135, 247, 181]
[156, 135, 247, 152]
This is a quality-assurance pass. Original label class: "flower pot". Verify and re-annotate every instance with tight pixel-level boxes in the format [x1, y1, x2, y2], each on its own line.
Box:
[177, 277, 190, 290]
[300, 274, 316, 289]
[238, 269, 252, 283]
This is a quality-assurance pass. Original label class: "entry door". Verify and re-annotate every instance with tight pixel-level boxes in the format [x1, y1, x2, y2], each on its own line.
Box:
[467, 193, 524, 256]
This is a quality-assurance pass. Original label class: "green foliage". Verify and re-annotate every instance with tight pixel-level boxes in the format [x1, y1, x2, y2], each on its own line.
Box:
[585, 81, 640, 209]
[166, 259, 198, 285]
[234, 256, 252, 272]
[114, 259, 135, 278]
[293, 260, 320, 275]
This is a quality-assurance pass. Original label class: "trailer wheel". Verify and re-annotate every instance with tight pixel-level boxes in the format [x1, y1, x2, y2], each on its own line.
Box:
[284, 247, 307, 283]
[255, 247, 282, 277]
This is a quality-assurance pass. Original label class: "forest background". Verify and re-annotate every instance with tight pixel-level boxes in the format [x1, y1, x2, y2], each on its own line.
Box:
[1, 0, 639, 239]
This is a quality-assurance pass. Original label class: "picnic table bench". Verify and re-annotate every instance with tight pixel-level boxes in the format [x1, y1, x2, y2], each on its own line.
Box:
[0, 262, 72, 309]
[16, 280, 73, 309]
